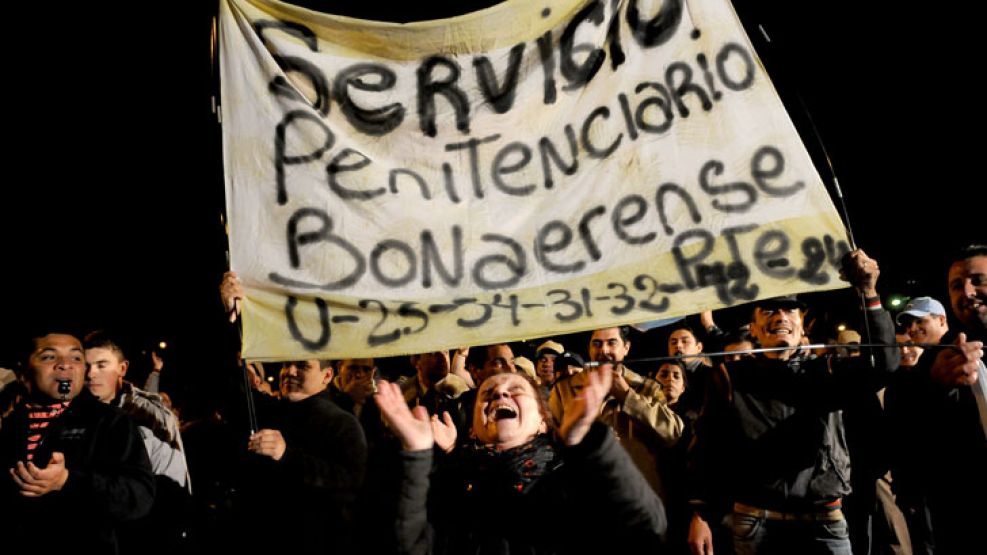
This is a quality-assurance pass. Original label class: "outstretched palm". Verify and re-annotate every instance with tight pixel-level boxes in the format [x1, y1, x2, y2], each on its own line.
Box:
[559, 364, 612, 446]
[375, 380, 434, 451]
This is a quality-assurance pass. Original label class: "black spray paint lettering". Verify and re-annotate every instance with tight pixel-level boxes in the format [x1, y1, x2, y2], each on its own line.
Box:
[285, 295, 331, 351]
[332, 64, 406, 135]
[257, 0, 692, 140]
[270, 144, 809, 294]
[271, 40, 756, 206]
[473, 43, 526, 114]
[274, 111, 334, 205]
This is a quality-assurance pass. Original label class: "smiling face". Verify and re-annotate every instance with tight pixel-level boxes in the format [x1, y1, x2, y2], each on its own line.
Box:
[895, 333, 924, 368]
[901, 313, 949, 345]
[279, 359, 332, 401]
[750, 306, 804, 358]
[948, 255, 987, 332]
[472, 373, 548, 450]
[26, 334, 87, 401]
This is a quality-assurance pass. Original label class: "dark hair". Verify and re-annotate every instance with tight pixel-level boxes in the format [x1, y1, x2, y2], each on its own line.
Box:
[82, 330, 127, 362]
[465, 344, 512, 371]
[667, 324, 699, 340]
[15, 325, 83, 371]
[951, 244, 987, 264]
[590, 326, 632, 344]
[280, 359, 333, 370]
[723, 329, 753, 346]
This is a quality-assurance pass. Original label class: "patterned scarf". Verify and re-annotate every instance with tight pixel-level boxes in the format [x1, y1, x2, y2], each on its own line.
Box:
[23, 400, 71, 462]
[466, 433, 560, 494]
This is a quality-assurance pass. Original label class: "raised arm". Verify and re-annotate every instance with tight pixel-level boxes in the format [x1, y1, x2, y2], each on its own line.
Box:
[375, 380, 435, 452]
[616, 370, 684, 445]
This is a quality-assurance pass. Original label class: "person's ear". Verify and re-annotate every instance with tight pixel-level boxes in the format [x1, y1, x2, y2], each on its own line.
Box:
[119, 360, 129, 377]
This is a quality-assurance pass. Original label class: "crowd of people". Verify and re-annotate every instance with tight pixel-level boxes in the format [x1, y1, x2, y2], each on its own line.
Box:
[1, 245, 983, 555]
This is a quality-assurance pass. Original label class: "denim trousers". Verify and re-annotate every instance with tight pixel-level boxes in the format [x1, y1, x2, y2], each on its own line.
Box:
[732, 512, 853, 555]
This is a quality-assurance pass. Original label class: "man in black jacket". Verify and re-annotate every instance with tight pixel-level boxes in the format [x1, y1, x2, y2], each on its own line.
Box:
[1, 331, 154, 554]
[688, 249, 898, 555]
[885, 244, 986, 555]
[236, 358, 368, 554]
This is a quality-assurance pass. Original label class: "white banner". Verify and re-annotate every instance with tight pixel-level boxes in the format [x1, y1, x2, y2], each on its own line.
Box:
[220, 0, 850, 360]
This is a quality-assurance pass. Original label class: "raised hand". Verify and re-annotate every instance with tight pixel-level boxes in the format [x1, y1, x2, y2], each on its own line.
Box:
[220, 271, 244, 323]
[559, 363, 612, 446]
[932, 333, 984, 387]
[375, 380, 434, 451]
[431, 411, 458, 453]
[840, 249, 880, 297]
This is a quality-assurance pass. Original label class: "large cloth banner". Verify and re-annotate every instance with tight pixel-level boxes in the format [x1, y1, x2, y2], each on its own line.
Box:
[220, 0, 851, 361]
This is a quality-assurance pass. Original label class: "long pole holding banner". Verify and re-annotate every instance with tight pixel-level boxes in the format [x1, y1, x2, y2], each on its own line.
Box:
[213, 3, 258, 435]
[749, 15, 875, 364]
[581, 341, 958, 368]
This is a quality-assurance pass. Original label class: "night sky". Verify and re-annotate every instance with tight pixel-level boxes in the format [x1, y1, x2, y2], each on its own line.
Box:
[2, 1, 978, 403]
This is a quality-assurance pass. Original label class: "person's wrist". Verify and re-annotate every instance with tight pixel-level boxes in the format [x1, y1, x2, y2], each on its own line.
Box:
[862, 293, 881, 310]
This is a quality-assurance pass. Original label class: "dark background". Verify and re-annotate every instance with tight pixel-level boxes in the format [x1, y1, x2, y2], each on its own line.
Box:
[2, 1, 979, 406]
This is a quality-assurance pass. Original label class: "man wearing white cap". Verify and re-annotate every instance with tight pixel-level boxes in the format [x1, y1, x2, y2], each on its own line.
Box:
[896, 296, 949, 346]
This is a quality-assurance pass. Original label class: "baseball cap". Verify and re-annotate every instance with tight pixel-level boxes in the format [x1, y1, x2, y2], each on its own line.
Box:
[554, 351, 585, 374]
[895, 296, 946, 326]
[837, 329, 862, 344]
[535, 340, 564, 359]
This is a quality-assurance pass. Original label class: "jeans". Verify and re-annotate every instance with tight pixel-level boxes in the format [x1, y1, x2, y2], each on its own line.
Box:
[732, 512, 853, 555]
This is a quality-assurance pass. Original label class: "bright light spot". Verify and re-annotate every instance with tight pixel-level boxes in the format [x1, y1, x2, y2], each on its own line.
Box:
[836, 323, 847, 332]
[158, 341, 168, 350]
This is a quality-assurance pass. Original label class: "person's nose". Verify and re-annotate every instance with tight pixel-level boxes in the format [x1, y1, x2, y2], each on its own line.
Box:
[56, 356, 78, 374]
[962, 278, 977, 297]
[490, 386, 511, 400]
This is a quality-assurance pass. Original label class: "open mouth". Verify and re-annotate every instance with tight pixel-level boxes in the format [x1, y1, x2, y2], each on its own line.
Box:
[488, 403, 518, 421]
